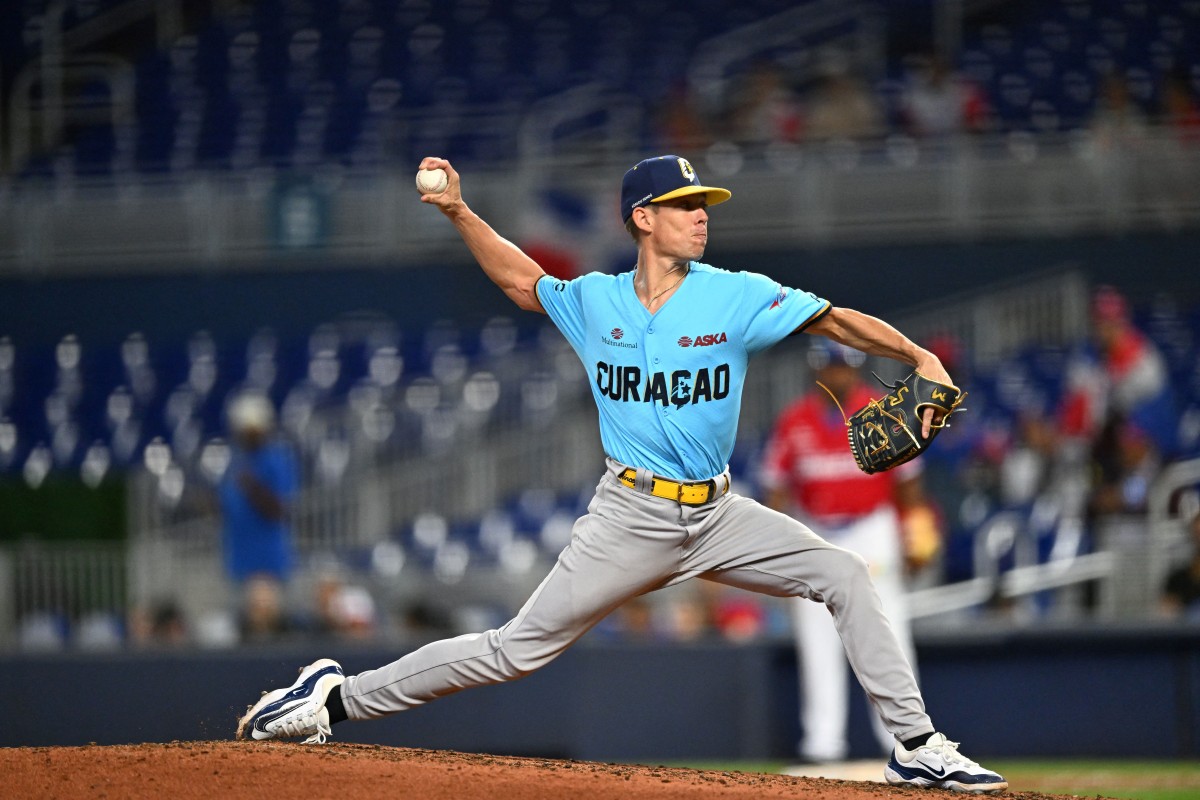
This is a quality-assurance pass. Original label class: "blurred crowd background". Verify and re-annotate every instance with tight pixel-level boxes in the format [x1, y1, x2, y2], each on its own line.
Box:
[1, 0, 1200, 654]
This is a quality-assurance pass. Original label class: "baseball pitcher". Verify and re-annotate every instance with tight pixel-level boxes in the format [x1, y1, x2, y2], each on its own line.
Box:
[236, 155, 1006, 794]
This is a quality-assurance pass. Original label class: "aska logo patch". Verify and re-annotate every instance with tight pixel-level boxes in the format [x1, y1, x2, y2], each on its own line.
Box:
[678, 332, 727, 347]
[610, 328, 624, 340]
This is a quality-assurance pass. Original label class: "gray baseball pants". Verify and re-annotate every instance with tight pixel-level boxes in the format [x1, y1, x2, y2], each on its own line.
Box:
[341, 459, 935, 742]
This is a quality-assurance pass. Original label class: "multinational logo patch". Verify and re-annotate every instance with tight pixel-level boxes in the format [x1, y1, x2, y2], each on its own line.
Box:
[602, 327, 637, 349]
[678, 332, 727, 347]
[770, 288, 788, 309]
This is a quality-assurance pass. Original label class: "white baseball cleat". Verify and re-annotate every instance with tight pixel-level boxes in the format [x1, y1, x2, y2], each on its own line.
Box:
[884, 732, 1008, 794]
[236, 658, 345, 744]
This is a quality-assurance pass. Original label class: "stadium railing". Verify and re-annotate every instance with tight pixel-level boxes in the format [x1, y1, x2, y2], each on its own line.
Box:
[2, 130, 1198, 274]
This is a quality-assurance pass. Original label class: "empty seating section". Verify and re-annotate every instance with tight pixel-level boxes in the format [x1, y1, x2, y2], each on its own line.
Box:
[0, 315, 561, 484]
[953, 0, 1200, 132]
[11, 1, 1199, 177]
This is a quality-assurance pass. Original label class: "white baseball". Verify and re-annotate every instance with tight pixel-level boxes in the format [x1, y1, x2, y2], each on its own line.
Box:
[416, 167, 448, 194]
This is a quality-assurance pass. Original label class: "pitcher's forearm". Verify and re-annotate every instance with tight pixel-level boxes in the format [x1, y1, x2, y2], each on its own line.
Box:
[441, 203, 546, 313]
[418, 156, 547, 312]
[806, 307, 951, 385]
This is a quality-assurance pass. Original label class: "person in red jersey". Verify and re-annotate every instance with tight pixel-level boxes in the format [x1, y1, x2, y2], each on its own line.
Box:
[761, 340, 938, 763]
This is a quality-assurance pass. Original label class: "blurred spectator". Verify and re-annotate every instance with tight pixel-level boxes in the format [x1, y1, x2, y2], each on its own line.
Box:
[398, 600, 454, 639]
[239, 573, 296, 643]
[728, 61, 802, 148]
[901, 55, 989, 138]
[655, 80, 714, 152]
[1087, 74, 1148, 152]
[1162, 513, 1200, 619]
[711, 593, 768, 642]
[128, 600, 189, 648]
[219, 391, 300, 585]
[1089, 419, 1161, 517]
[1159, 69, 1200, 147]
[1060, 286, 1175, 456]
[312, 570, 378, 640]
[597, 588, 716, 642]
[760, 340, 935, 763]
[804, 64, 885, 142]
[1091, 286, 1175, 453]
[998, 405, 1084, 508]
[659, 592, 710, 641]
[605, 595, 656, 640]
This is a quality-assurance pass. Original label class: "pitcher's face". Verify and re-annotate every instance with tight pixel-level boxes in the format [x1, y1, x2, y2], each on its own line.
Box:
[645, 195, 709, 261]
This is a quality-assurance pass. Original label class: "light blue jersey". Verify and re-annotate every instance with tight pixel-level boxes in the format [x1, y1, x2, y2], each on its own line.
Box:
[536, 261, 830, 480]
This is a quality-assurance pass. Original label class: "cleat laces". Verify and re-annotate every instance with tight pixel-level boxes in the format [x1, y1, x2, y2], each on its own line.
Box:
[302, 722, 331, 745]
[919, 736, 979, 770]
[939, 740, 973, 767]
[273, 705, 331, 743]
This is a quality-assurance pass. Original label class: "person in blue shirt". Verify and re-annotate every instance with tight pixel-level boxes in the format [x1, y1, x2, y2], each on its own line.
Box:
[237, 155, 1006, 794]
[219, 391, 299, 639]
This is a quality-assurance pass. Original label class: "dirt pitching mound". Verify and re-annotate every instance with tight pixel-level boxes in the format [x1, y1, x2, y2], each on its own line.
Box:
[0, 740, 1077, 800]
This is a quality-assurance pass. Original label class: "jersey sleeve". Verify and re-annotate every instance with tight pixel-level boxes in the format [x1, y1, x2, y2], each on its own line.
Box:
[740, 271, 830, 354]
[535, 274, 588, 350]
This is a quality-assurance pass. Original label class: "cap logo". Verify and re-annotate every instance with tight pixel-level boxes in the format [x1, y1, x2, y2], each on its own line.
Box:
[677, 158, 696, 182]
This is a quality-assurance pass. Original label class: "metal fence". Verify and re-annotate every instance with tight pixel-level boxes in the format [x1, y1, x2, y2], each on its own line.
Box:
[0, 541, 127, 650]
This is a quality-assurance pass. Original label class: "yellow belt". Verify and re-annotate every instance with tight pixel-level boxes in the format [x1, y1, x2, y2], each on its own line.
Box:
[617, 468, 728, 506]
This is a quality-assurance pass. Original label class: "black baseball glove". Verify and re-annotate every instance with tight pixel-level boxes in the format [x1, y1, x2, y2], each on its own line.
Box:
[833, 372, 966, 475]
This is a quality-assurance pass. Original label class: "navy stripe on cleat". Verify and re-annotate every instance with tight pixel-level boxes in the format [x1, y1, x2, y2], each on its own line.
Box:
[236, 658, 345, 744]
[884, 733, 1008, 794]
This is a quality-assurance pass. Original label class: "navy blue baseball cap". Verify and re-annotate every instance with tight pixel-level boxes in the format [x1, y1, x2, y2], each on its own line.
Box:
[620, 155, 731, 223]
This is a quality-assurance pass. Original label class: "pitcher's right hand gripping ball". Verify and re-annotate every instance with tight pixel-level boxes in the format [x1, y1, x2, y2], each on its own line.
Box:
[843, 372, 965, 474]
[415, 166, 448, 194]
[415, 157, 461, 210]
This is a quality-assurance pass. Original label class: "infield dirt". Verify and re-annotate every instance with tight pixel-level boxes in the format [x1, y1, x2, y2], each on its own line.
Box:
[0, 740, 1096, 799]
